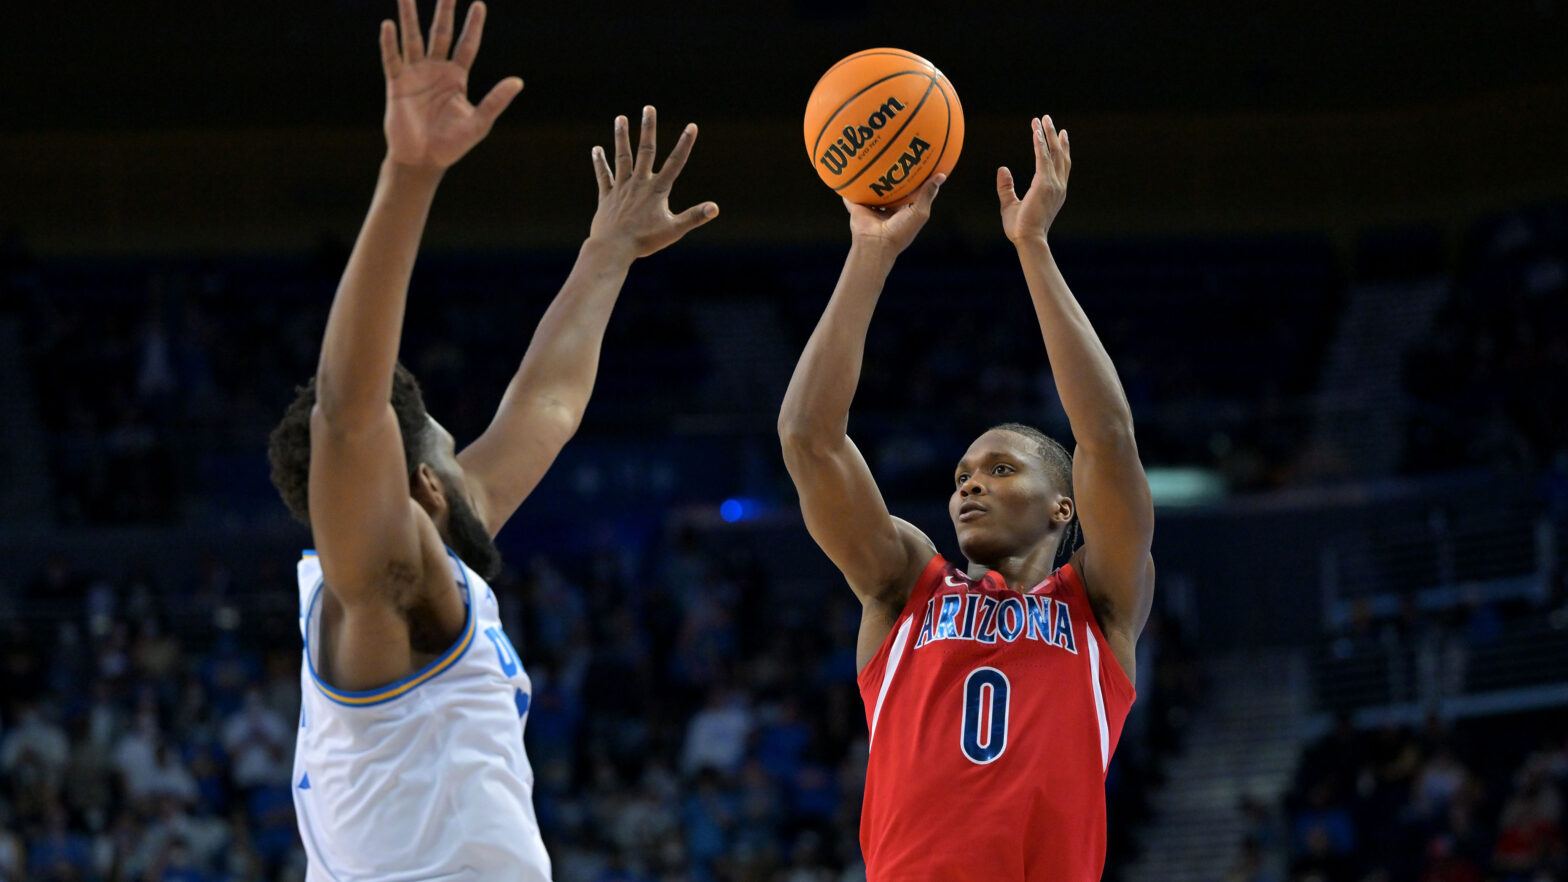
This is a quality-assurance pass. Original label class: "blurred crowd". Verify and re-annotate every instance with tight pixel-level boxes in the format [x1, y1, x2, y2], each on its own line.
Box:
[1403, 203, 1568, 475]
[2, 248, 703, 527]
[1226, 710, 1568, 882]
[7, 204, 1564, 533]
[2, 232, 1350, 531]
[0, 528, 1197, 882]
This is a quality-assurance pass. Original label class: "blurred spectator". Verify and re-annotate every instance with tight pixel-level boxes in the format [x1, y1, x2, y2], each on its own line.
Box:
[681, 688, 753, 777]
[1, 703, 69, 822]
[27, 801, 91, 882]
[222, 689, 290, 792]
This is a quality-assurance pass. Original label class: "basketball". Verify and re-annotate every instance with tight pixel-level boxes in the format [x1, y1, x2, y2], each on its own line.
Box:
[803, 48, 965, 207]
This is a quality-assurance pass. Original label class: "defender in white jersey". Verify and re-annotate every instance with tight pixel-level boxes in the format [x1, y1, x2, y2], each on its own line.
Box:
[293, 549, 547, 879]
[265, 1, 719, 877]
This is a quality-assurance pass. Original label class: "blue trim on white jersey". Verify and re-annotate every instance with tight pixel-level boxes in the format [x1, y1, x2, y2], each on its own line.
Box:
[302, 547, 476, 707]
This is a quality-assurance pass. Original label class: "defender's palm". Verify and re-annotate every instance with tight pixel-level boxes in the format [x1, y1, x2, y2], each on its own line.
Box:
[379, 0, 522, 170]
[588, 107, 719, 258]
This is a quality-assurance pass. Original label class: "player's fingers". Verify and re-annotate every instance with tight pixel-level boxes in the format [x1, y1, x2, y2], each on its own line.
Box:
[656, 123, 697, 187]
[1059, 128, 1071, 178]
[591, 146, 613, 196]
[910, 172, 946, 216]
[1033, 117, 1051, 175]
[635, 106, 657, 176]
[428, 0, 456, 59]
[672, 201, 720, 235]
[997, 166, 1019, 207]
[474, 76, 523, 126]
[613, 115, 633, 180]
[379, 20, 403, 80]
[1046, 115, 1069, 177]
[452, 1, 486, 70]
[397, 0, 425, 61]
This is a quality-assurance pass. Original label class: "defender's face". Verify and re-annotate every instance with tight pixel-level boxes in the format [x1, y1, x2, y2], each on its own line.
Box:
[949, 429, 1059, 565]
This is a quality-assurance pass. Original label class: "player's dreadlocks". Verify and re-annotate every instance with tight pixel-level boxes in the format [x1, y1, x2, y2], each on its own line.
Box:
[988, 422, 1079, 567]
[267, 362, 432, 529]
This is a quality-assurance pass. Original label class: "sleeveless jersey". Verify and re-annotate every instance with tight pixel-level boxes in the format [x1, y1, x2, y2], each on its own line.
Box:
[856, 554, 1136, 882]
[292, 550, 551, 881]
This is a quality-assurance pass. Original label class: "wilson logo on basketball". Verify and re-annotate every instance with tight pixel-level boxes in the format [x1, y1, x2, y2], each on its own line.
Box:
[817, 97, 907, 175]
[868, 136, 931, 198]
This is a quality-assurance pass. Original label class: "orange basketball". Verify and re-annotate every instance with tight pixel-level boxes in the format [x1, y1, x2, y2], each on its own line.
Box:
[803, 48, 964, 207]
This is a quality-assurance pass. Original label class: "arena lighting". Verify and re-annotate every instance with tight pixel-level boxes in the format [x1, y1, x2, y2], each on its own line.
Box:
[719, 498, 768, 522]
[1144, 467, 1227, 506]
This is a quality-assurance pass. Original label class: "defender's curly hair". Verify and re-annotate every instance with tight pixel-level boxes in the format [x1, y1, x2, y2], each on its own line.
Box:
[267, 363, 432, 529]
[988, 422, 1079, 565]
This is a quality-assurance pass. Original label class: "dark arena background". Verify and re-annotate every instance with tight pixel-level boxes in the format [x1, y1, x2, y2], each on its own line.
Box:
[4, 1, 1568, 880]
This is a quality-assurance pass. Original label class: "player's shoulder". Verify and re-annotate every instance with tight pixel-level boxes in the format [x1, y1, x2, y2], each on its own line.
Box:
[890, 517, 938, 559]
[1053, 553, 1087, 593]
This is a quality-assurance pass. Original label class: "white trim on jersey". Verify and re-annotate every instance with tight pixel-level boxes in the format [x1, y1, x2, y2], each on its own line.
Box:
[1086, 622, 1110, 773]
[869, 616, 914, 751]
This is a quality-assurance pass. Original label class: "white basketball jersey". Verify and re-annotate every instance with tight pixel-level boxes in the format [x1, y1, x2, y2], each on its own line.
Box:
[292, 549, 551, 881]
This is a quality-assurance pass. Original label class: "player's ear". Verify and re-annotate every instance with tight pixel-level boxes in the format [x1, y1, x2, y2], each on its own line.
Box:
[1054, 495, 1074, 527]
[411, 462, 447, 517]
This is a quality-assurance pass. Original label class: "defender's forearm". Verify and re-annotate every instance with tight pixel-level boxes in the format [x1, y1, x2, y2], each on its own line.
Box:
[495, 236, 635, 427]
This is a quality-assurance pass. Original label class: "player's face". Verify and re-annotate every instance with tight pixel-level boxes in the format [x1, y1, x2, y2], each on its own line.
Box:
[426, 418, 503, 581]
[949, 429, 1060, 565]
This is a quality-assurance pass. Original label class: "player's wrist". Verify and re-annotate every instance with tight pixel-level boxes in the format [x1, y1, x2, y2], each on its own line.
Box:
[847, 237, 902, 268]
[1011, 232, 1051, 253]
[380, 157, 447, 189]
[580, 234, 639, 268]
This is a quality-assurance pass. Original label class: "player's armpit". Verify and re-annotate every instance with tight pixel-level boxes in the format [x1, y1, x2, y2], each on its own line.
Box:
[314, 588, 416, 693]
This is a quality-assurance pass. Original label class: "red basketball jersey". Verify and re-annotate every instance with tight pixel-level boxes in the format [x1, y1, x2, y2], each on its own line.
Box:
[856, 553, 1136, 881]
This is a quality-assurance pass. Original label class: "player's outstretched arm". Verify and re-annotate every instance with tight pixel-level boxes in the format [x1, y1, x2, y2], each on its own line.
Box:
[779, 178, 944, 664]
[457, 107, 718, 536]
[309, 0, 520, 687]
[999, 116, 1155, 679]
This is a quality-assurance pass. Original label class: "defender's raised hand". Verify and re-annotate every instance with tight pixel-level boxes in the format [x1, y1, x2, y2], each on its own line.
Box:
[380, 0, 523, 170]
[588, 106, 719, 258]
[998, 115, 1071, 243]
[843, 173, 945, 256]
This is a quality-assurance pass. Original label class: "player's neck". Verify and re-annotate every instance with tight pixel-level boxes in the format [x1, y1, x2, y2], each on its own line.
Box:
[966, 541, 1060, 592]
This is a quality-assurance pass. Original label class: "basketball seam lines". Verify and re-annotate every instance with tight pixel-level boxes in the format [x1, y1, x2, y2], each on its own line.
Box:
[810, 70, 932, 159]
[900, 76, 957, 198]
[818, 49, 934, 80]
[826, 76, 939, 194]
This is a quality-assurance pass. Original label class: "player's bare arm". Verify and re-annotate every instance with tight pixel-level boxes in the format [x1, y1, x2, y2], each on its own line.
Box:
[308, 0, 521, 691]
[457, 107, 718, 536]
[999, 116, 1155, 681]
[778, 176, 945, 670]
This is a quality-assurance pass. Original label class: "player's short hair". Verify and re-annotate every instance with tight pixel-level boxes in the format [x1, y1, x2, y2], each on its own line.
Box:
[267, 363, 432, 529]
[988, 422, 1072, 496]
[988, 422, 1079, 563]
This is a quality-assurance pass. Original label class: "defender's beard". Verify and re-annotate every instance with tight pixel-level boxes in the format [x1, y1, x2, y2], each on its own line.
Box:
[442, 479, 503, 582]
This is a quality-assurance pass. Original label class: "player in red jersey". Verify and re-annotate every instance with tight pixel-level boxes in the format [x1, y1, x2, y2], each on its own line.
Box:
[778, 115, 1155, 881]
